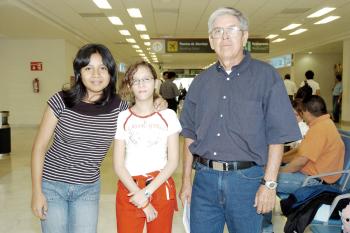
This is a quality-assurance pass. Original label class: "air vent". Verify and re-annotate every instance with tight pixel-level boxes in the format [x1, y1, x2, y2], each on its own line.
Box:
[79, 13, 106, 18]
[280, 8, 311, 14]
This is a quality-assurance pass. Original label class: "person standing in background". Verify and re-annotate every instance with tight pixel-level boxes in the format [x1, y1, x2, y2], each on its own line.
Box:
[300, 70, 320, 95]
[179, 7, 300, 233]
[283, 74, 297, 102]
[159, 71, 180, 112]
[332, 74, 342, 123]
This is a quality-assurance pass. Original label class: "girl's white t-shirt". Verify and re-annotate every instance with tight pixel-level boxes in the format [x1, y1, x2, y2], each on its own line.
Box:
[115, 109, 182, 176]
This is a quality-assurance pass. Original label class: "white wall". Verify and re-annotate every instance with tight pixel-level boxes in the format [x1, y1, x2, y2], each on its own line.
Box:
[292, 53, 342, 110]
[0, 39, 78, 127]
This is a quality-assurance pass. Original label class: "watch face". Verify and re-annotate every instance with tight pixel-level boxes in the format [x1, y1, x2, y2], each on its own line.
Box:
[266, 181, 277, 189]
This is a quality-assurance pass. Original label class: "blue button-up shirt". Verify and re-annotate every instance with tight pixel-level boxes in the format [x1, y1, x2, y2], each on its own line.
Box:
[180, 52, 301, 165]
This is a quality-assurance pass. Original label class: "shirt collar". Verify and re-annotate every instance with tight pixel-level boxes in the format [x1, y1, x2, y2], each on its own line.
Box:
[215, 50, 251, 74]
[309, 114, 331, 127]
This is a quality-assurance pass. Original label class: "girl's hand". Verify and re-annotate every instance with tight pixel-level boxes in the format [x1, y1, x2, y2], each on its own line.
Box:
[142, 203, 158, 222]
[128, 189, 149, 208]
[31, 191, 48, 219]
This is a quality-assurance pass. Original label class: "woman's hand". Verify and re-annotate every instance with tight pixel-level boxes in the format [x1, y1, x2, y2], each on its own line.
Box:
[154, 96, 168, 111]
[31, 191, 48, 219]
[142, 203, 158, 222]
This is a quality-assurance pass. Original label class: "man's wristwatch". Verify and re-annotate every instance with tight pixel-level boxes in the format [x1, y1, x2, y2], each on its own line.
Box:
[260, 178, 278, 190]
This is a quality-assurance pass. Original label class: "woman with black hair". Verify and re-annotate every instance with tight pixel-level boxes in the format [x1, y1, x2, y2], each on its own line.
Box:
[31, 44, 166, 233]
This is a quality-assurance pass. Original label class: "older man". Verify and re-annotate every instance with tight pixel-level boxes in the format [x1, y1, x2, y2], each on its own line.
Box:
[179, 7, 301, 233]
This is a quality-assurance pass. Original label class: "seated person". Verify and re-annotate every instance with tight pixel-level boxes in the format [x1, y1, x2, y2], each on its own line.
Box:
[285, 99, 309, 150]
[279, 95, 345, 195]
[263, 95, 345, 233]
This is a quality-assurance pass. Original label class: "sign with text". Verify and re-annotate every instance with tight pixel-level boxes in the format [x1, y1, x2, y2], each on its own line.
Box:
[166, 39, 213, 53]
[30, 61, 43, 71]
[245, 39, 269, 53]
[151, 38, 269, 53]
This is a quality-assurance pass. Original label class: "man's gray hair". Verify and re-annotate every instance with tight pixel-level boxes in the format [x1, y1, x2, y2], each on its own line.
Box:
[208, 7, 249, 33]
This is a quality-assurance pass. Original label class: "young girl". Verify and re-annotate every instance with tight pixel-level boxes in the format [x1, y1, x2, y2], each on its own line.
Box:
[113, 61, 181, 233]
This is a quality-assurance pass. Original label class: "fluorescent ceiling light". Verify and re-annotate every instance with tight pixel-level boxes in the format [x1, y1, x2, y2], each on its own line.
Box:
[144, 42, 151, 46]
[119, 30, 130, 36]
[307, 7, 336, 18]
[126, 38, 136, 43]
[93, 0, 111, 9]
[132, 45, 140, 49]
[265, 34, 278, 39]
[127, 8, 142, 18]
[289, 28, 308, 35]
[140, 53, 146, 57]
[314, 16, 340, 24]
[140, 34, 150, 40]
[146, 48, 151, 50]
[282, 24, 301, 31]
[108, 17, 123, 25]
[135, 24, 147, 31]
[308, 51, 313, 54]
[272, 38, 286, 43]
[136, 49, 143, 53]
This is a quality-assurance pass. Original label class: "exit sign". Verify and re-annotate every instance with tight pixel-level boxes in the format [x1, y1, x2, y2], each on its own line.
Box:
[30, 61, 43, 71]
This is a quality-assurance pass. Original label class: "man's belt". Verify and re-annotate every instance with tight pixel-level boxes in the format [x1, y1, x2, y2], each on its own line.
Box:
[193, 154, 256, 171]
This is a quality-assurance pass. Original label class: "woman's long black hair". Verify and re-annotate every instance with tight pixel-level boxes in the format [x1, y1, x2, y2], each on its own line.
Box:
[62, 44, 117, 107]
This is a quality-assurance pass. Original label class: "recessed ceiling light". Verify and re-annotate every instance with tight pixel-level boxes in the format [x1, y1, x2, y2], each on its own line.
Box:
[136, 49, 143, 53]
[132, 45, 140, 49]
[144, 42, 151, 46]
[314, 16, 340, 24]
[265, 34, 278, 39]
[272, 38, 286, 43]
[140, 53, 146, 57]
[127, 8, 142, 18]
[307, 7, 336, 18]
[119, 30, 130, 36]
[289, 28, 308, 35]
[135, 24, 147, 31]
[140, 34, 150, 40]
[282, 24, 301, 31]
[108, 17, 123, 25]
[308, 51, 313, 54]
[126, 38, 136, 43]
[92, 0, 111, 9]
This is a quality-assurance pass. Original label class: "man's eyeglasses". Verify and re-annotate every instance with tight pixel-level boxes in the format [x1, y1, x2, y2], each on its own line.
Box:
[131, 77, 154, 86]
[210, 26, 242, 39]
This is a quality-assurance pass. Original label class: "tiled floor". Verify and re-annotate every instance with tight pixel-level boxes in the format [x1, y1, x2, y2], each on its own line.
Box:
[5, 125, 350, 232]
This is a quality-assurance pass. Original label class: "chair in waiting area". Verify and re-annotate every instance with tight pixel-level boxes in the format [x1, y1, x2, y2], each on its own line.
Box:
[308, 131, 350, 233]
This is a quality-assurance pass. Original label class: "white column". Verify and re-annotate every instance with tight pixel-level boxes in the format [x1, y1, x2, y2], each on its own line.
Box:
[342, 39, 350, 125]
